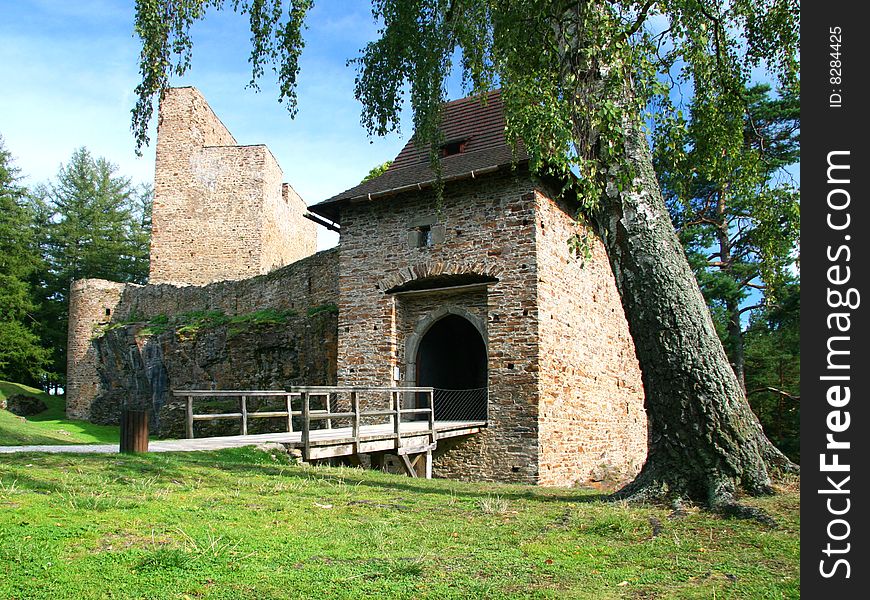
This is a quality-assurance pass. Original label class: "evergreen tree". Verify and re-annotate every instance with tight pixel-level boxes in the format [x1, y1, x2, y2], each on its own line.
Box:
[744, 279, 800, 462]
[31, 148, 152, 385]
[655, 84, 800, 389]
[0, 136, 50, 384]
[127, 183, 153, 285]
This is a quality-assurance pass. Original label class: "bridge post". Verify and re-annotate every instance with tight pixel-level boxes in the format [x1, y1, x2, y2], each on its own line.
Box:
[185, 396, 194, 439]
[351, 391, 360, 454]
[428, 389, 436, 446]
[393, 391, 401, 449]
[302, 391, 311, 460]
[241, 395, 248, 435]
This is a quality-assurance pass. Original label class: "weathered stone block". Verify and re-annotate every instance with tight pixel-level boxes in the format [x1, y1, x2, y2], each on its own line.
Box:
[5, 394, 47, 417]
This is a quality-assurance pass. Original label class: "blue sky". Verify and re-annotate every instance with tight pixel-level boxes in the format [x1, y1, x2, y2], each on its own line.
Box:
[0, 1, 434, 249]
[1, 2, 797, 253]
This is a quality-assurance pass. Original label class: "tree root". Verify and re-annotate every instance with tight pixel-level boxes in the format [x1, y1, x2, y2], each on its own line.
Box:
[712, 501, 778, 528]
[608, 468, 781, 528]
[608, 466, 669, 504]
[761, 440, 800, 476]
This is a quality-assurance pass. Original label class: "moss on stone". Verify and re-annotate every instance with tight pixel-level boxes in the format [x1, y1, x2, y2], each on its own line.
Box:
[306, 303, 338, 317]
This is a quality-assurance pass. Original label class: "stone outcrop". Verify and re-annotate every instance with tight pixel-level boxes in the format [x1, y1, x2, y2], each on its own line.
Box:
[90, 311, 337, 438]
[5, 394, 48, 417]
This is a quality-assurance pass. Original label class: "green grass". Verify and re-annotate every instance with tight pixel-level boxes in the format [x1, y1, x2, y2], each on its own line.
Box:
[0, 448, 800, 599]
[0, 381, 119, 446]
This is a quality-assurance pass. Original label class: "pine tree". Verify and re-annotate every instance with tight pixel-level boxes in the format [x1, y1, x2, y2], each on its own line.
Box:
[31, 148, 151, 385]
[655, 84, 800, 389]
[744, 279, 800, 462]
[0, 136, 50, 384]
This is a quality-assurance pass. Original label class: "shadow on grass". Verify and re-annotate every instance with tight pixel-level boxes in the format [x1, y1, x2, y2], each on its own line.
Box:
[0, 448, 609, 505]
[165, 450, 609, 505]
[0, 424, 79, 447]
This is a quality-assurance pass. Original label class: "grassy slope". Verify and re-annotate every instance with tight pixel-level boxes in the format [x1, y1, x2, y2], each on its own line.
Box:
[0, 448, 799, 599]
[0, 381, 119, 446]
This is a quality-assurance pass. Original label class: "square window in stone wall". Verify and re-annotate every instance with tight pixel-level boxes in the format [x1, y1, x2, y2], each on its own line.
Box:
[412, 225, 432, 248]
[408, 220, 445, 249]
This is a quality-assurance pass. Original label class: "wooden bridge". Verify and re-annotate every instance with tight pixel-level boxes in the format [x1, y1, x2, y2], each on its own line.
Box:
[174, 386, 487, 478]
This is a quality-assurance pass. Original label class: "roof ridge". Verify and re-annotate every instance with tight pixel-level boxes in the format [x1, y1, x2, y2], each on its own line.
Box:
[309, 88, 525, 222]
[439, 88, 501, 107]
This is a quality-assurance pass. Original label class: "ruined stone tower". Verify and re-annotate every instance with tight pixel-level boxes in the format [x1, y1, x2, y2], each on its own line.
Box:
[66, 87, 320, 419]
[149, 87, 316, 285]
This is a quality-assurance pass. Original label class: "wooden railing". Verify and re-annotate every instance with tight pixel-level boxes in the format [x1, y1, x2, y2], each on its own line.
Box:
[173, 390, 304, 439]
[171, 387, 436, 460]
[293, 386, 435, 461]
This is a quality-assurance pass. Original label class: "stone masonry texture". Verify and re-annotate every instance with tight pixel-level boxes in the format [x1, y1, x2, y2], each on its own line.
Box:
[149, 87, 315, 285]
[68, 87, 647, 487]
[335, 168, 646, 485]
[534, 191, 646, 486]
[66, 279, 126, 420]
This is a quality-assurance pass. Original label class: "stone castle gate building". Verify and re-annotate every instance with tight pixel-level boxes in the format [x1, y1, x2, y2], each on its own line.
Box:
[67, 87, 647, 486]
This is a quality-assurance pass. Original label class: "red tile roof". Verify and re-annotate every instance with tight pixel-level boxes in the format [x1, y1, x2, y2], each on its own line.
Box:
[309, 89, 527, 222]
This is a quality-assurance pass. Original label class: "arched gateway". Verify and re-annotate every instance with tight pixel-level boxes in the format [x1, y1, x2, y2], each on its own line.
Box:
[406, 310, 488, 422]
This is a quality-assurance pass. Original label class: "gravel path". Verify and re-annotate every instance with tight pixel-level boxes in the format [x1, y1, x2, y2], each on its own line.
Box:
[0, 431, 297, 455]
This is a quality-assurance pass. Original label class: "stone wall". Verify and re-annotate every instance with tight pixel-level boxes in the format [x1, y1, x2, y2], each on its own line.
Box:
[90, 311, 338, 437]
[66, 248, 339, 420]
[269, 183, 316, 272]
[149, 87, 315, 286]
[534, 191, 647, 487]
[115, 247, 339, 322]
[337, 170, 542, 483]
[66, 279, 126, 420]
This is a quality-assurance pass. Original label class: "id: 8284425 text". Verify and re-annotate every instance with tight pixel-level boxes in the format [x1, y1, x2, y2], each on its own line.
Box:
[829, 26, 844, 108]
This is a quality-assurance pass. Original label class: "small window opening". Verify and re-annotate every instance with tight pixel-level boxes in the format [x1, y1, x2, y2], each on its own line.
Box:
[104, 308, 111, 317]
[440, 140, 466, 157]
[417, 225, 432, 247]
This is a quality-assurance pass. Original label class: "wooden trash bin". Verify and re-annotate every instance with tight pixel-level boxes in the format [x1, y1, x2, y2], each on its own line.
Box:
[119, 409, 149, 453]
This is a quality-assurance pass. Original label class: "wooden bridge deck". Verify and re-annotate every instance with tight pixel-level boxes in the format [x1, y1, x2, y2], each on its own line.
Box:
[161, 418, 484, 457]
[0, 421, 484, 456]
[2, 387, 487, 478]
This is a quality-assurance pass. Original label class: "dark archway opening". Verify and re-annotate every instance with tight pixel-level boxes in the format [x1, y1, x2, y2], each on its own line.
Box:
[416, 314, 487, 421]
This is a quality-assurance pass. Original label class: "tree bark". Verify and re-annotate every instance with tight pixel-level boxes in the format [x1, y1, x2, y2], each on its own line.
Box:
[589, 123, 796, 506]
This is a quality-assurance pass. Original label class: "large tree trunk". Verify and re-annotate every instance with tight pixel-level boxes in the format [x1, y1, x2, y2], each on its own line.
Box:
[546, 3, 795, 506]
[590, 123, 796, 506]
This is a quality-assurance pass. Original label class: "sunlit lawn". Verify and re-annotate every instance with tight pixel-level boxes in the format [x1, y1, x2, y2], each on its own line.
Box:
[0, 447, 799, 599]
[0, 381, 119, 446]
